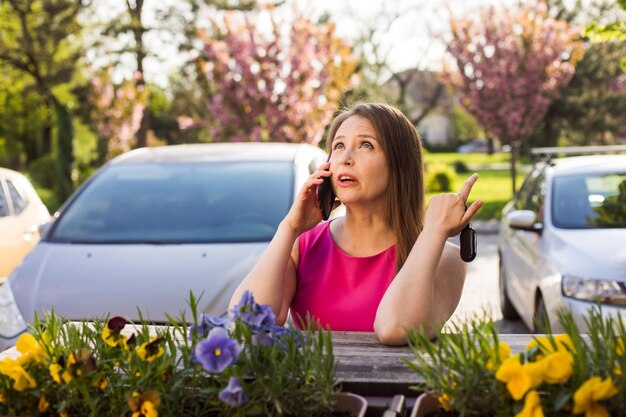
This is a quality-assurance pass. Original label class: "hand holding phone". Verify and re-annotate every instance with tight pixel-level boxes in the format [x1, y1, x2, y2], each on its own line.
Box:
[317, 158, 336, 221]
[460, 200, 477, 262]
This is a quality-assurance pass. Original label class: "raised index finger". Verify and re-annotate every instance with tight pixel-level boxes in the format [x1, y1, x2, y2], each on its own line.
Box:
[459, 173, 479, 201]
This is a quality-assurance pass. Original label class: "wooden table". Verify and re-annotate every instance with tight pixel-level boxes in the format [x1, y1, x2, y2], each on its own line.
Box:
[332, 332, 539, 397]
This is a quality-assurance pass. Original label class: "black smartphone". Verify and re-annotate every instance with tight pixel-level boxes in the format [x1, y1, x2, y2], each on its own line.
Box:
[460, 223, 477, 262]
[317, 158, 335, 221]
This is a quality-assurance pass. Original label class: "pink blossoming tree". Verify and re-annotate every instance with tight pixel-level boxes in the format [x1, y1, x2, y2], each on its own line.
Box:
[90, 68, 148, 159]
[444, 1, 584, 192]
[184, 10, 358, 144]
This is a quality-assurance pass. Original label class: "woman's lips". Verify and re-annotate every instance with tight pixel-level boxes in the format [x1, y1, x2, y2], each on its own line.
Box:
[336, 173, 358, 188]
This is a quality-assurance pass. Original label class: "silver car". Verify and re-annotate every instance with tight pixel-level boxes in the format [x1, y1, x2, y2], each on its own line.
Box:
[498, 151, 626, 332]
[0, 143, 330, 349]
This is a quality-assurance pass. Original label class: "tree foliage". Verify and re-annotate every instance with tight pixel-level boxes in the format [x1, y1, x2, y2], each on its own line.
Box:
[443, 1, 584, 192]
[89, 68, 147, 160]
[185, 8, 358, 144]
[0, 64, 47, 167]
[0, 0, 87, 200]
[531, 0, 626, 147]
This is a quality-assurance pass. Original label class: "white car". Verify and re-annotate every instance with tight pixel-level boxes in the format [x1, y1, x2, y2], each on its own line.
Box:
[498, 150, 626, 332]
[0, 168, 51, 280]
[0, 143, 332, 349]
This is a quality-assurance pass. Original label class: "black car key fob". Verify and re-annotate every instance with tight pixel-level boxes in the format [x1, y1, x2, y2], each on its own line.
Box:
[460, 223, 477, 262]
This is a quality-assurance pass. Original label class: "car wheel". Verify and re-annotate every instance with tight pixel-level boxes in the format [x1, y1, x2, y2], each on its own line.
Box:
[533, 296, 550, 334]
[499, 257, 520, 320]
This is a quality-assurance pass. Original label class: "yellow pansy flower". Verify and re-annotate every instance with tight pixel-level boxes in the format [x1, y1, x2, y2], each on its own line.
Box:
[62, 369, 73, 384]
[487, 342, 511, 370]
[49, 363, 62, 384]
[93, 378, 108, 390]
[523, 362, 544, 388]
[16, 333, 48, 365]
[614, 338, 624, 357]
[526, 334, 574, 355]
[613, 363, 622, 376]
[496, 356, 541, 400]
[136, 337, 165, 362]
[60, 411, 70, 417]
[101, 326, 126, 348]
[515, 390, 544, 417]
[129, 391, 160, 417]
[141, 400, 158, 417]
[38, 396, 50, 412]
[0, 358, 37, 391]
[540, 351, 573, 384]
[573, 376, 618, 416]
[438, 393, 454, 411]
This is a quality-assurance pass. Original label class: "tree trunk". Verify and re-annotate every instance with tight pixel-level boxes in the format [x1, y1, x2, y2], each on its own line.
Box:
[51, 95, 74, 202]
[543, 108, 558, 147]
[132, 0, 149, 149]
[42, 115, 53, 154]
[510, 141, 518, 196]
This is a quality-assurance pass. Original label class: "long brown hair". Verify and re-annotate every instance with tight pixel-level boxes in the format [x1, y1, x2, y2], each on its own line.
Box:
[326, 103, 425, 271]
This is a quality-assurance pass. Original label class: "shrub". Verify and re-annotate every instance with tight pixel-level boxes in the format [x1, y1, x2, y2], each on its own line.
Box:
[453, 160, 470, 174]
[28, 154, 57, 189]
[425, 162, 456, 193]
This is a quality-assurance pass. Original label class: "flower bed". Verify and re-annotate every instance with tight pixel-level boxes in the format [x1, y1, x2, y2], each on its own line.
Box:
[0, 292, 360, 416]
[406, 308, 626, 417]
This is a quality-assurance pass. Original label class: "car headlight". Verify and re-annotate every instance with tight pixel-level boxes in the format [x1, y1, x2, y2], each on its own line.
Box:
[562, 275, 626, 306]
[0, 282, 28, 338]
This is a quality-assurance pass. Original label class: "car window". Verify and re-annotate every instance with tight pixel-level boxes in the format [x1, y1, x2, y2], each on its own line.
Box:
[50, 161, 294, 243]
[552, 172, 626, 229]
[6, 179, 27, 215]
[0, 180, 9, 217]
[524, 172, 546, 222]
[514, 167, 542, 210]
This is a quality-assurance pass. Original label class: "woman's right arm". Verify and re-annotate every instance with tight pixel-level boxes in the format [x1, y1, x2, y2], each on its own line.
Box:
[229, 222, 299, 324]
[228, 162, 335, 324]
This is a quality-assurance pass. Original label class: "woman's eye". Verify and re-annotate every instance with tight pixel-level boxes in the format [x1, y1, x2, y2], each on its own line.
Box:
[333, 143, 344, 150]
[361, 142, 373, 149]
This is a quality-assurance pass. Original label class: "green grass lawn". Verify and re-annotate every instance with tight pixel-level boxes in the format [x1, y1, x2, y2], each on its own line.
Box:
[424, 151, 532, 167]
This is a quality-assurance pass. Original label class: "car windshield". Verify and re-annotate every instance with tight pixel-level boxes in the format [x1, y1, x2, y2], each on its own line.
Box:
[552, 172, 626, 229]
[50, 162, 293, 243]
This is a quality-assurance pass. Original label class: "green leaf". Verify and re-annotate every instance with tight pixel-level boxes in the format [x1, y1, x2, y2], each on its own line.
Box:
[553, 391, 572, 411]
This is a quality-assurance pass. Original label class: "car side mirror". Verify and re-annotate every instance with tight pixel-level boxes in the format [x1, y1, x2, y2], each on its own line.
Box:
[505, 210, 543, 233]
[38, 221, 54, 238]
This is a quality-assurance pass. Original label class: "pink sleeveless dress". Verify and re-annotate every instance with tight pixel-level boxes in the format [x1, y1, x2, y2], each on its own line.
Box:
[290, 220, 396, 331]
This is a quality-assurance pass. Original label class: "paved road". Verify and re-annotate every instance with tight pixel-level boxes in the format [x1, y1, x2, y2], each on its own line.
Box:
[446, 232, 530, 333]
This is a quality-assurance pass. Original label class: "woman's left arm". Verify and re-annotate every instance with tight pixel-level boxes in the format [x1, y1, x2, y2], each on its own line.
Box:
[374, 174, 482, 345]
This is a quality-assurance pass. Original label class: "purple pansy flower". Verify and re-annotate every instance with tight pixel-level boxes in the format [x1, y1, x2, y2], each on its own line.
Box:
[230, 291, 276, 331]
[218, 377, 248, 407]
[241, 304, 275, 330]
[189, 314, 230, 340]
[251, 331, 272, 347]
[270, 325, 306, 349]
[229, 290, 256, 320]
[195, 327, 241, 373]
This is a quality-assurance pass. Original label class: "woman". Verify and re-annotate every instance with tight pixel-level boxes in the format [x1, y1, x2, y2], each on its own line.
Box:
[229, 103, 482, 345]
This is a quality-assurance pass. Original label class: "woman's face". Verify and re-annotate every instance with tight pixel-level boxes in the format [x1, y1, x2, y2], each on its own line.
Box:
[329, 115, 389, 206]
